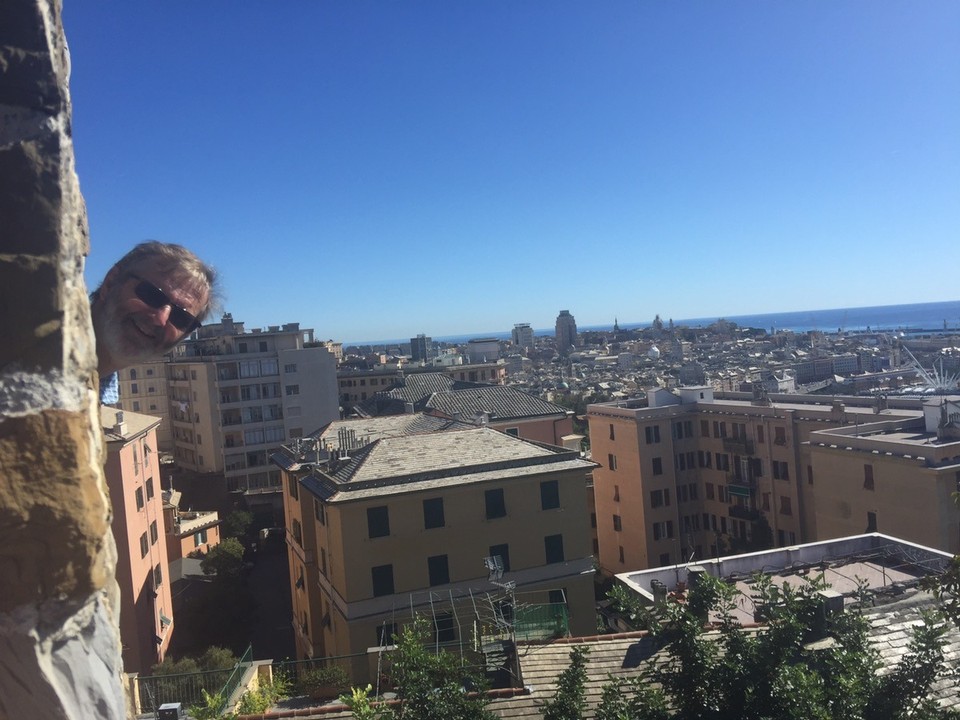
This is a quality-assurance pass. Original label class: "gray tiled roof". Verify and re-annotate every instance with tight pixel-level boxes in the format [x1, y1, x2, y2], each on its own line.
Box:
[311, 414, 471, 448]
[329, 427, 569, 484]
[426, 385, 569, 422]
[354, 372, 488, 415]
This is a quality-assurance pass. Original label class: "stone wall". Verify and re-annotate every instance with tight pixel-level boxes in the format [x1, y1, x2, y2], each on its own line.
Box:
[0, 1, 126, 718]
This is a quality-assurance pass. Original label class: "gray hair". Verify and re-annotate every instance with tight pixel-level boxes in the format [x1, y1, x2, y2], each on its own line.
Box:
[97, 241, 220, 323]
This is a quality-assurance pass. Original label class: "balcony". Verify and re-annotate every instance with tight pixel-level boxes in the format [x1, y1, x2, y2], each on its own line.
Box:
[726, 472, 756, 489]
[729, 505, 760, 522]
[722, 437, 755, 455]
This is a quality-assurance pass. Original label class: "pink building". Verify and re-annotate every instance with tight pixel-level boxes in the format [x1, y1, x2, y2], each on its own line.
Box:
[101, 408, 174, 673]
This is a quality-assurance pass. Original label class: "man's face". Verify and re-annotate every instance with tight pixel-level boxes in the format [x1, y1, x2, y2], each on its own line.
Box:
[96, 263, 209, 371]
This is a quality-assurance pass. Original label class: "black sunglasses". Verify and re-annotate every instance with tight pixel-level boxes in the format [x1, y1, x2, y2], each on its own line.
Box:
[128, 274, 201, 332]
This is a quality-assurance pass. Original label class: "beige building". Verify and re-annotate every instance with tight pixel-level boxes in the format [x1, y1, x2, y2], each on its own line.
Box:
[272, 425, 597, 684]
[587, 388, 923, 574]
[101, 408, 174, 673]
[166, 314, 338, 518]
[117, 359, 172, 451]
[807, 396, 960, 553]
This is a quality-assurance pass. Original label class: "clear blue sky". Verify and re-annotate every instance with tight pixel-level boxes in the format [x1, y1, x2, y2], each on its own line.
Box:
[65, 1, 959, 344]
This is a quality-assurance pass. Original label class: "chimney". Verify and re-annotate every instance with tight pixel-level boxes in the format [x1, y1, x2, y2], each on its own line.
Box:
[650, 579, 668, 608]
[112, 411, 126, 436]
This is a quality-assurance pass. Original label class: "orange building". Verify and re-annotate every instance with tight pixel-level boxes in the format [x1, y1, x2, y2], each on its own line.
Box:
[101, 408, 174, 673]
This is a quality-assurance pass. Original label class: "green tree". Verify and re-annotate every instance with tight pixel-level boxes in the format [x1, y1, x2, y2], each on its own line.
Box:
[200, 537, 245, 578]
[220, 510, 253, 540]
[539, 646, 590, 720]
[604, 572, 953, 720]
[385, 620, 496, 720]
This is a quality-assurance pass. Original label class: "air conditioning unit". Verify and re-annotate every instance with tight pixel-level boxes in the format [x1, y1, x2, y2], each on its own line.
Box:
[158, 703, 185, 720]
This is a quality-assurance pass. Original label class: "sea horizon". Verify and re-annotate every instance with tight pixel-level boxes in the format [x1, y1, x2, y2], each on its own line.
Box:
[344, 299, 960, 348]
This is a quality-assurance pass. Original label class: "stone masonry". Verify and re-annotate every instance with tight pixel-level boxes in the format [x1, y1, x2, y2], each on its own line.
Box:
[0, 1, 126, 718]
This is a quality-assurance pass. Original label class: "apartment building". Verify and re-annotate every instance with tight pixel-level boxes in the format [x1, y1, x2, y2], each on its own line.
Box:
[587, 387, 921, 574]
[162, 487, 220, 579]
[166, 314, 338, 518]
[101, 407, 174, 673]
[272, 425, 597, 684]
[117, 359, 172, 451]
[807, 396, 960, 553]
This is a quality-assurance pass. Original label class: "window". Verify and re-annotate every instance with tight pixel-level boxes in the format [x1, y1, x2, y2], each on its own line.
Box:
[489, 543, 511, 572]
[607, 453, 617, 470]
[367, 506, 390, 538]
[153, 564, 163, 588]
[129, 369, 137, 380]
[762, 493, 771, 511]
[131, 382, 139, 394]
[678, 484, 688, 502]
[591, 512, 597, 528]
[238, 342, 247, 353]
[780, 496, 792, 515]
[145, 477, 154, 500]
[718, 486, 728, 503]
[653, 521, 674, 541]
[258, 341, 268, 353]
[773, 461, 789, 480]
[774, 426, 787, 445]
[150, 520, 158, 544]
[716, 453, 730, 471]
[705, 482, 715, 500]
[289, 473, 299, 500]
[284, 363, 297, 373]
[291, 519, 303, 547]
[135, 487, 144, 511]
[676, 453, 686, 471]
[376, 623, 398, 646]
[505, 427, 519, 437]
[139, 532, 148, 558]
[285, 384, 300, 396]
[613, 514, 622, 531]
[689, 483, 698, 500]
[371, 564, 394, 596]
[757, 425, 765, 443]
[866, 511, 878, 533]
[434, 612, 455, 643]
[807, 466, 814, 485]
[540, 480, 560, 510]
[645, 425, 661, 444]
[609, 424, 615, 440]
[239, 360, 259, 378]
[544, 534, 564, 564]
[652, 457, 663, 475]
[650, 489, 670, 508]
[485, 488, 506, 519]
[659, 553, 671, 566]
[193, 528, 208, 546]
[701, 420, 710, 437]
[863, 464, 874, 491]
[132, 401, 141, 411]
[428, 555, 450, 586]
[613, 484, 620, 501]
[619, 546, 625, 563]
[423, 498, 445, 529]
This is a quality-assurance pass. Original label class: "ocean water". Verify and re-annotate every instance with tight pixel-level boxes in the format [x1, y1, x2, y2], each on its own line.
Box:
[348, 301, 960, 347]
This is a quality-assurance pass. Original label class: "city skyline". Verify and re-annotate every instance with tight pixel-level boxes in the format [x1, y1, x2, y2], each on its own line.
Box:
[66, 2, 960, 341]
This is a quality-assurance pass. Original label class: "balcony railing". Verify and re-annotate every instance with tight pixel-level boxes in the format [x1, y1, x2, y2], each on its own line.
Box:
[722, 437, 755, 455]
[729, 505, 760, 522]
[726, 473, 756, 488]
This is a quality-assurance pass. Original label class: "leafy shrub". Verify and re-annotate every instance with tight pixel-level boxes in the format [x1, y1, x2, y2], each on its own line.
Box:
[297, 665, 350, 700]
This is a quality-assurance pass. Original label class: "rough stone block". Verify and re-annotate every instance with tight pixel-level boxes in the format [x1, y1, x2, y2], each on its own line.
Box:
[0, 410, 111, 611]
[0, 137, 64, 255]
[0, 2, 67, 113]
[0, 257, 62, 371]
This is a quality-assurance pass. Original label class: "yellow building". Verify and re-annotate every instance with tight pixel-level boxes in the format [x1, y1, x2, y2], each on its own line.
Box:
[117, 359, 171, 451]
[272, 424, 597, 684]
[807, 396, 960, 553]
[587, 388, 923, 574]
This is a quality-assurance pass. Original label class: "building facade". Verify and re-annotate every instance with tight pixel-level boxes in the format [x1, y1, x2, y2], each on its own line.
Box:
[555, 310, 578, 354]
[166, 315, 339, 518]
[273, 426, 597, 683]
[587, 388, 923, 574]
[410, 334, 432, 363]
[117, 359, 172, 451]
[101, 408, 174, 673]
[512, 323, 534, 350]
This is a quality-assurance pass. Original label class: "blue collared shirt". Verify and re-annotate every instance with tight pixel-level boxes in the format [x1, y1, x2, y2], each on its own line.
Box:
[100, 372, 120, 405]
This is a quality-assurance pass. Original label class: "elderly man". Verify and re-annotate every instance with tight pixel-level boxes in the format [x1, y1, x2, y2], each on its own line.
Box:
[90, 242, 217, 404]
